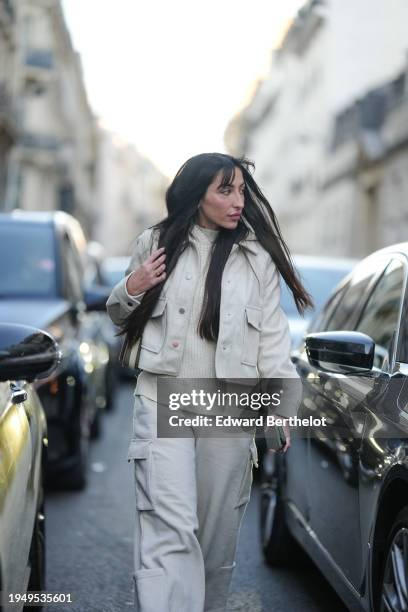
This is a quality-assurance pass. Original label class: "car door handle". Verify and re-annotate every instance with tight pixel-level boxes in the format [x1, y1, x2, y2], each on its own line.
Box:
[10, 383, 27, 405]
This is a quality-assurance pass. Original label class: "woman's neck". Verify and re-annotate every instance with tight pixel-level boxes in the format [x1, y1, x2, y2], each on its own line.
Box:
[196, 210, 220, 230]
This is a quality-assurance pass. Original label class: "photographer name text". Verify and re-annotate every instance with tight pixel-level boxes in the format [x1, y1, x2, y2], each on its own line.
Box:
[167, 415, 327, 427]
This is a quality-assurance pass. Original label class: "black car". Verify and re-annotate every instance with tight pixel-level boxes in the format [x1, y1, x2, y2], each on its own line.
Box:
[260, 242, 408, 612]
[0, 211, 110, 489]
[0, 323, 60, 611]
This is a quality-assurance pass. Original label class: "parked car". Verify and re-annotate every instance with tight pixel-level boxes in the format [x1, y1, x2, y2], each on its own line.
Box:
[260, 242, 408, 612]
[280, 254, 358, 348]
[99, 256, 138, 380]
[0, 323, 60, 611]
[254, 255, 358, 475]
[0, 211, 110, 488]
[84, 246, 122, 406]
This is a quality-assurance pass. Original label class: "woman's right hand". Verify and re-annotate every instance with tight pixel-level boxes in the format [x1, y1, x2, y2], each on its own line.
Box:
[126, 247, 166, 295]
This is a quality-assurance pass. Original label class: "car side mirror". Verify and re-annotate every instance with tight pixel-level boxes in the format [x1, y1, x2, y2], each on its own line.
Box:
[0, 323, 61, 382]
[305, 331, 375, 374]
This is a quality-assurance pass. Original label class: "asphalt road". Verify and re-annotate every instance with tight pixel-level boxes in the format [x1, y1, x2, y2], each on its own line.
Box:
[45, 381, 347, 612]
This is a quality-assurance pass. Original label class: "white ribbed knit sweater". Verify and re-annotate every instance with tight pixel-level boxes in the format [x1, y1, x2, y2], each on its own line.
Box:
[134, 223, 220, 402]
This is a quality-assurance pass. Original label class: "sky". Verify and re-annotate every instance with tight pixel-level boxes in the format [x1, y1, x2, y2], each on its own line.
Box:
[62, 0, 304, 178]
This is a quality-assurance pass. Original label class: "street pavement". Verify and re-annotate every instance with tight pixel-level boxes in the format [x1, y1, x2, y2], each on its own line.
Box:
[45, 381, 347, 612]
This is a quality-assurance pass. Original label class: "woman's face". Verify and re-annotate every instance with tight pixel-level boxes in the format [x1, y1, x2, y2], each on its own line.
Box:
[197, 166, 245, 230]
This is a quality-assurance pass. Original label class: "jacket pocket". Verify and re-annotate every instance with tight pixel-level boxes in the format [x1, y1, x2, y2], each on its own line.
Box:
[140, 296, 168, 354]
[241, 304, 262, 366]
[127, 439, 154, 511]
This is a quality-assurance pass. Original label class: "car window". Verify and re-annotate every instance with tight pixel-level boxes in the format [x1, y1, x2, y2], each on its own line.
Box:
[0, 223, 57, 297]
[325, 258, 386, 332]
[308, 282, 350, 333]
[280, 264, 353, 318]
[101, 267, 126, 288]
[101, 258, 129, 288]
[354, 259, 405, 371]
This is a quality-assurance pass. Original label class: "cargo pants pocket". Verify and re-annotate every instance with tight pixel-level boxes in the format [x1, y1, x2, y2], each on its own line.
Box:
[127, 438, 155, 511]
[234, 445, 254, 508]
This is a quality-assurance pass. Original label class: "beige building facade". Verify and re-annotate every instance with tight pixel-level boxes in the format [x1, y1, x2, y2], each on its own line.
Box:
[3, 0, 97, 236]
[226, 0, 408, 257]
[322, 62, 408, 258]
[93, 126, 168, 256]
[1, 0, 167, 250]
[0, 0, 17, 208]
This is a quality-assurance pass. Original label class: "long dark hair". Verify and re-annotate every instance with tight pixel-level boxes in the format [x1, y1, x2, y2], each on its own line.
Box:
[118, 152, 313, 346]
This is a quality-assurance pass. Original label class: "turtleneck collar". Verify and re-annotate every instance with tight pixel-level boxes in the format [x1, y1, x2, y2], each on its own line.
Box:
[191, 223, 220, 244]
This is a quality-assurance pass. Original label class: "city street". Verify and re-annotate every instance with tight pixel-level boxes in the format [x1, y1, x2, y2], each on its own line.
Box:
[45, 381, 347, 612]
[2, 2, 408, 610]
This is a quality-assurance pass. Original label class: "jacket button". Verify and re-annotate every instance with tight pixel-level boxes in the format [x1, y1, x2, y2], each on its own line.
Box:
[185, 275, 192, 280]
[172, 341, 179, 348]
[179, 308, 185, 314]
[127, 302, 134, 307]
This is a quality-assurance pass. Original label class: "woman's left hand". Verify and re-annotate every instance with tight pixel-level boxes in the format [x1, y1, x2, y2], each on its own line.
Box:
[280, 421, 291, 453]
[268, 418, 291, 454]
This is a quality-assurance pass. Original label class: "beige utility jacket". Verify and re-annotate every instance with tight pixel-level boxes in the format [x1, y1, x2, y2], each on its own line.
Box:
[106, 226, 301, 417]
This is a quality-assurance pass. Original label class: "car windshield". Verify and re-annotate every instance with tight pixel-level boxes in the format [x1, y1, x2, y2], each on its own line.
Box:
[280, 264, 352, 318]
[0, 224, 57, 297]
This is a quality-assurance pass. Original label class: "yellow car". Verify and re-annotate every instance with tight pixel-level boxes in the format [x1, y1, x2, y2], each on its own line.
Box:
[0, 323, 60, 612]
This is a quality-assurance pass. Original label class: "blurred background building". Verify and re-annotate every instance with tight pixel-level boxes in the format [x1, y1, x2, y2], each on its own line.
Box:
[93, 125, 167, 256]
[2, 0, 408, 258]
[0, 0, 167, 251]
[325, 59, 408, 256]
[225, 0, 408, 257]
[0, 0, 18, 209]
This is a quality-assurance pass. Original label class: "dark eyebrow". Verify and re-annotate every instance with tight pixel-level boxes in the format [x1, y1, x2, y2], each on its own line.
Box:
[217, 182, 246, 189]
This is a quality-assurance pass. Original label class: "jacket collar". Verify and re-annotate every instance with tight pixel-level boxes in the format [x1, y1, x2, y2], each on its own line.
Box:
[234, 231, 258, 255]
[236, 218, 258, 255]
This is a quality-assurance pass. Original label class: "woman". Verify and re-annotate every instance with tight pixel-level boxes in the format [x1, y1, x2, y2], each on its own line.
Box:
[106, 152, 312, 612]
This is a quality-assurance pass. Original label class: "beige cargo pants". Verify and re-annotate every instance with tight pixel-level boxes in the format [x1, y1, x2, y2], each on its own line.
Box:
[127, 393, 258, 612]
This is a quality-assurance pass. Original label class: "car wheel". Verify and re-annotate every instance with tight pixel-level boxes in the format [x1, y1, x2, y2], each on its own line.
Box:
[260, 450, 305, 566]
[25, 477, 46, 611]
[379, 506, 408, 612]
[90, 406, 102, 440]
[65, 391, 90, 490]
